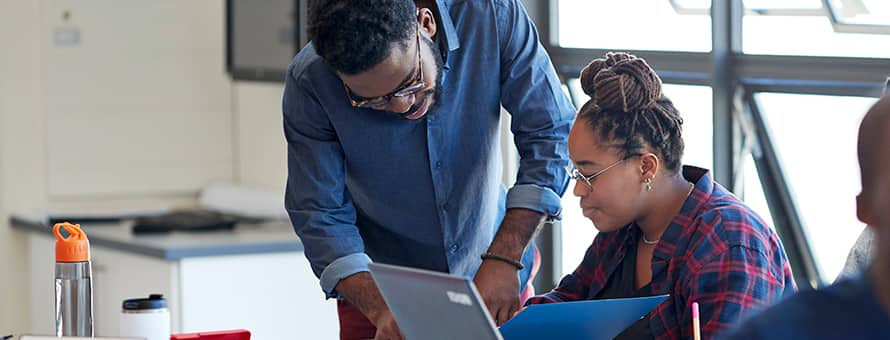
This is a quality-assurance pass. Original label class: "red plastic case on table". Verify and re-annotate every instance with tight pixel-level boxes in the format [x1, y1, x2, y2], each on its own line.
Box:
[169, 329, 250, 340]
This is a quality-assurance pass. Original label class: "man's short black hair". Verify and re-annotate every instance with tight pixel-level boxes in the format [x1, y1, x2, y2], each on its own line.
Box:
[308, 0, 417, 75]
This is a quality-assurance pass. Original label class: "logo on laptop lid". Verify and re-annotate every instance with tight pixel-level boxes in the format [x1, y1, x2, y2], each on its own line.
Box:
[446, 291, 473, 306]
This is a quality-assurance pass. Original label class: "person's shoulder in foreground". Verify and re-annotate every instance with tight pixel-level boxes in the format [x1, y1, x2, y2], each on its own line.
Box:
[721, 276, 890, 339]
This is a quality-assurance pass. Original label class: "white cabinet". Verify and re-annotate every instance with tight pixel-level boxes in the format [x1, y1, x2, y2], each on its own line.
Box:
[28, 234, 339, 339]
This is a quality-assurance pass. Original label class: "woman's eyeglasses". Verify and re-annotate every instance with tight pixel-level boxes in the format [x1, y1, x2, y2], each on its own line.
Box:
[567, 154, 640, 191]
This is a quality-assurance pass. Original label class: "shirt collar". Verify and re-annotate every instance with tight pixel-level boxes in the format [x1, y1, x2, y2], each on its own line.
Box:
[649, 166, 713, 261]
[433, 0, 460, 67]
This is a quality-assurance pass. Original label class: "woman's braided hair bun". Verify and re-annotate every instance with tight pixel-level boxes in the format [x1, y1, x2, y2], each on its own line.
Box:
[575, 52, 686, 172]
[579, 52, 662, 113]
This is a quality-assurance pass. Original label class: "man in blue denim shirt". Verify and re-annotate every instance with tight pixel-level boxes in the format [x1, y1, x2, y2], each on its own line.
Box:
[282, 0, 574, 338]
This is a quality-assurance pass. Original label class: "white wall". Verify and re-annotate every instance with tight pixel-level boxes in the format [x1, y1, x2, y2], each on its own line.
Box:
[1, 0, 47, 335]
[0, 0, 289, 334]
[233, 82, 288, 192]
[42, 0, 233, 197]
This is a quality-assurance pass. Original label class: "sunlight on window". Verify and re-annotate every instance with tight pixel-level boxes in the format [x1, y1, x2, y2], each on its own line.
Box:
[744, 0, 822, 10]
[741, 152, 776, 229]
[668, 85, 713, 170]
[756, 93, 877, 281]
[557, 0, 711, 52]
[559, 178, 597, 276]
[559, 0, 889, 57]
[828, 0, 890, 26]
[743, 0, 890, 58]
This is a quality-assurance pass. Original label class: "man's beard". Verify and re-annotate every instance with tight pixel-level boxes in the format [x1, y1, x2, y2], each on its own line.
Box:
[399, 36, 444, 119]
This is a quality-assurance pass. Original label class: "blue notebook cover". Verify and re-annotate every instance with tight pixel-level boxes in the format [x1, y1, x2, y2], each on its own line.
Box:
[500, 294, 669, 340]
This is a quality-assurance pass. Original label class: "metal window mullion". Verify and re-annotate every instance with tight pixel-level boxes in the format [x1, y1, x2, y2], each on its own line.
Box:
[533, 220, 562, 292]
[712, 0, 743, 190]
[735, 54, 890, 98]
[522, 0, 557, 51]
[742, 91, 822, 289]
[550, 48, 712, 86]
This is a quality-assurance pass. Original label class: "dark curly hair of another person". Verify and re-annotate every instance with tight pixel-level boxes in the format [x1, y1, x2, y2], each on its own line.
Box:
[577, 52, 685, 172]
[308, 0, 417, 75]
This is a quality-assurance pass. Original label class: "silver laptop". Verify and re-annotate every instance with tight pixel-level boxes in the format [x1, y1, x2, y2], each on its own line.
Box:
[369, 262, 503, 340]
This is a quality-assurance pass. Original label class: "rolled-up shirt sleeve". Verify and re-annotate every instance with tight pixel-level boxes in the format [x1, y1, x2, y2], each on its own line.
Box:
[506, 184, 565, 219]
[283, 66, 369, 299]
[495, 0, 575, 219]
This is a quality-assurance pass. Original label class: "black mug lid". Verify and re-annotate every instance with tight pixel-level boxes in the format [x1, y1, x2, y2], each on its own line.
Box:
[122, 294, 167, 310]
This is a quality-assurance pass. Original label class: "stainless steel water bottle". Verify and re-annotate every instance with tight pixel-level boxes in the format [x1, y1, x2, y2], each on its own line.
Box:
[54, 222, 94, 337]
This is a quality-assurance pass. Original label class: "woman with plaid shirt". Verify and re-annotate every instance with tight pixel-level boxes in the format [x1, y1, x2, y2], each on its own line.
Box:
[523, 52, 796, 339]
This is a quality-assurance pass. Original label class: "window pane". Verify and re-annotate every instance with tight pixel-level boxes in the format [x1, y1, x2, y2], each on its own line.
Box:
[560, 82, 714, 277]
[669, 85, 713, 170]
[756, 93, 876, 281]
[741, 152, 776, 229]
[560, 179, 597, 276]
[557, 0, 711, 52]
[566, 78, 584, 109]
[743, 0, 890, 58]
[744, 0, 821, 10]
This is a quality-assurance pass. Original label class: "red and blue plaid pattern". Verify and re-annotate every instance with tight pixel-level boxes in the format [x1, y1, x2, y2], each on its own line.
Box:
[527, 166, 796, 339]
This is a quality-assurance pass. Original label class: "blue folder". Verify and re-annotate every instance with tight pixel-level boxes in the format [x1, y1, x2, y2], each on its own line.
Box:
[500, 295, 669, 340]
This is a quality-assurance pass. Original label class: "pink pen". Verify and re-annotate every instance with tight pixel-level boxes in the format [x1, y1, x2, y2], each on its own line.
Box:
[692, 301, 701, 340]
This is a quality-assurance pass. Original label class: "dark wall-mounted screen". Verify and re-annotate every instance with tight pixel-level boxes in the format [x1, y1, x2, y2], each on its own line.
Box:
[227, 0, 303, 82]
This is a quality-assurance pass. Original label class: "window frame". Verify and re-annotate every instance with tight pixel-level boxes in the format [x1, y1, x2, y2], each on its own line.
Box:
[524, 0, 890, 291]
[823, 0, 890, 35]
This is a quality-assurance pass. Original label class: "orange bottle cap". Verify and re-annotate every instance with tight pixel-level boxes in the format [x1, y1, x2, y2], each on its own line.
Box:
[54, 222, 90, 262]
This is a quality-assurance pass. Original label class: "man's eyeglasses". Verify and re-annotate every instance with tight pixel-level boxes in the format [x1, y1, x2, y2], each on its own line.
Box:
[567, 155, 639, 192]
[344, 26, 426, 109]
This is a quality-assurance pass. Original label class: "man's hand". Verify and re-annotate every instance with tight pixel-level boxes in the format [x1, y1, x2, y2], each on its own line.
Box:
[372, 309, 403, 340]
[474, 257, 521, 326]
[476, 208, 546, 326]
[512, 305, 526, 319]
[336, 272, 404, 340]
